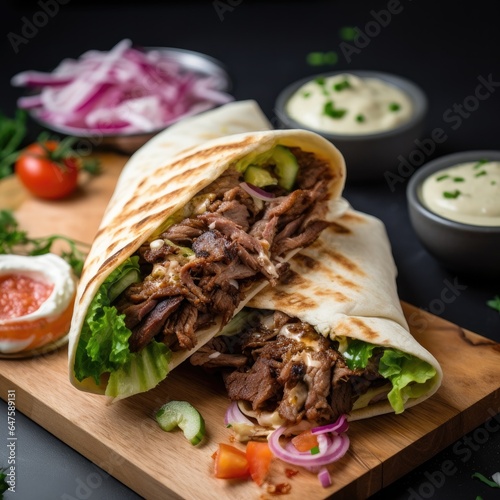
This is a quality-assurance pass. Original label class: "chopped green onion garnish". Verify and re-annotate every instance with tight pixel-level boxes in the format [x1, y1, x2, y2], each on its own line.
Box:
[473, 159, 489, 169]
[475, 170, 487, 177]
[472, 472, 500, 488]
[356, 114, 365, 123]
[323, 51, 338, 64]
[389, 102, 401, 112]
[436, 174, 450, 181]
[334, 79, 351, 91]
[306, 51, 338, 66]
[323, 100, 347, 119]
[315, 77, 329, 96]
[453, 177, 465, 182]
[487, 295, 500, 313]
[302, 91, 312, 98]
[443, 190, 461, 199]
[307, 52, 324, 66]
[339, 26, 357, 41]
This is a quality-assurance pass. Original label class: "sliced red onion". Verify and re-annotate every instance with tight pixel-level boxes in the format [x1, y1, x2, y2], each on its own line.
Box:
[16, 94, 43, 109]
[11, 39, 233, 135]
[311, 414, 349, 436]
[239, 182, 276, 201]
[318, 467, 332, 488]
[268, 425, 349, 467]
[11, 71, 72, 88]
[224, 401, 254, 427]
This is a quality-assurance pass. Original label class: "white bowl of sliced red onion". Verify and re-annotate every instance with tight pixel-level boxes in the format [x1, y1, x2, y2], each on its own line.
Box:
[11, 39, 234, 154]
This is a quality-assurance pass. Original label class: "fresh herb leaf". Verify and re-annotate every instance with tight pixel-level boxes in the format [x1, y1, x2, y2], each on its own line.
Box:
[323, 100, 347, 119]
[389, 102, 401, 112]
[472, 472, 500, 488]
[487, 295, 500, 313]
[314, 77, 329, 96]
[473, 159, 489, 169]
[436, 174, 450, 181]
[339, 26, 357, 41]
[0, 209, 88, 276]
[443, 190, 461, 199]
[475, 170, 487, 178]
[310, 446, 320, 455]
[306, 51, 338, 66]
[0, 468, 8, 496]
[0, 109, 27, 179]
[333, 79, 351, 91]
[302, 91, 312, 98]
[356, 114, 365, 123]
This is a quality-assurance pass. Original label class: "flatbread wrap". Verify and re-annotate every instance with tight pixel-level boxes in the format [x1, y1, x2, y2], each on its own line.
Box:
[191, 209, 442, 437]
[68, 100, 347, 400]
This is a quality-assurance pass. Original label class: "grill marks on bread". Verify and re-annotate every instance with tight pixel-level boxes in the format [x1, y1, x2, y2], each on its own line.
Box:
[114, 149, 333, 354]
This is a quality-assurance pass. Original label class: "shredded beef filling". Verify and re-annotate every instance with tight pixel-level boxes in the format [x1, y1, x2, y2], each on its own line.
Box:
[114, 148, 334, 354]
[190, 311, 387, 425]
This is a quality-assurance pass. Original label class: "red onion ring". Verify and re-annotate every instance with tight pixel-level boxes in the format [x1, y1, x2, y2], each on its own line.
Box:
[268, 425, 349, 468]
[224, 401, 254, 427]
[311, 414, 349, 436]
[239, 182, 276, 201]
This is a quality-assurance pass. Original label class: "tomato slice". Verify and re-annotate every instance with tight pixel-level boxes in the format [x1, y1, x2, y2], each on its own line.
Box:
[291, 430, 319, 452]
[213, 443, 249, 479]
[246, 441, 273, 486]
[0, 294, 75, 352]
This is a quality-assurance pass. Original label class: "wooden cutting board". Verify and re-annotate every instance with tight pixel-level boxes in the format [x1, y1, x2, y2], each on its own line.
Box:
[1, 154, 499, 499]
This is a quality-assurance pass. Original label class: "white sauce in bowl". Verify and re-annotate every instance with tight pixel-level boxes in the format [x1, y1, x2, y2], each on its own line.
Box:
[420, 160, 500, 226]
[285, 73, 413, 135]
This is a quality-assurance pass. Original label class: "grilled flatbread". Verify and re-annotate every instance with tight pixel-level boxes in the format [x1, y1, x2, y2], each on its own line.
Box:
[193, 209, 442, 431]
[68, 100, 346, 400]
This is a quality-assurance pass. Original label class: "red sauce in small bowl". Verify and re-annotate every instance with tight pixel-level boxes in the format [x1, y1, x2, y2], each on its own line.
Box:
[0, 274, 54, 320]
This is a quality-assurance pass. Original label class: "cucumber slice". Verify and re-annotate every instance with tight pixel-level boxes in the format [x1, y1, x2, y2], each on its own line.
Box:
[271, 146, 300, 191]
[156, 400, 206, 445]
[244, 165, 278, 187]
[108, 268, 141, 303]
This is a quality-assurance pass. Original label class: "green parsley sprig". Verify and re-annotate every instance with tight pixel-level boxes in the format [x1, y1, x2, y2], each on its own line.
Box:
[487, 295, 500, 313]
[0, 110, 27, 179]
[0, 468, 8, 498]
[0, 209, 88, 276]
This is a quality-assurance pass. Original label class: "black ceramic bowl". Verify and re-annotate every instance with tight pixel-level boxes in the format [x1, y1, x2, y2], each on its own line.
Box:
[275, 70, 428, 182]
[407, 150, 500, 278]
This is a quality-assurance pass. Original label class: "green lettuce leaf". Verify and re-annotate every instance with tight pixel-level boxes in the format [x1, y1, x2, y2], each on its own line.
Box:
[378, 349, 437, 413]
[343, 339, 378, 370]
[343, 339, 436, 414]
[74, 257, 172, 398]
[105, 340, 171, 400]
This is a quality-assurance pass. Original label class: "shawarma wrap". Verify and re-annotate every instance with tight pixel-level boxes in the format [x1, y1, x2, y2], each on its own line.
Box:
[191, 208, 442, 435]
[68, 100, 346, 400]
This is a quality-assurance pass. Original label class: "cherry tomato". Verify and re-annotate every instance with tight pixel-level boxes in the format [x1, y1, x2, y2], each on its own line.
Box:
[15, 140, 79, 199]
[213, 443, 250, 479]
[246, 441, 273, 486]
